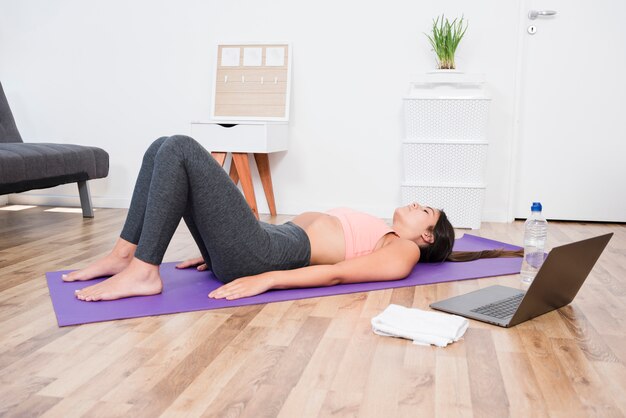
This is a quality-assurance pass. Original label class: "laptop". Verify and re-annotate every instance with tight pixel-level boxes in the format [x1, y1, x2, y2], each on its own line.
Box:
[430, 233, 613, 327]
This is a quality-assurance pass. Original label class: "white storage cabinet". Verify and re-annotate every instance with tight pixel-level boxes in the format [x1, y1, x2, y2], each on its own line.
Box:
[401, 73, 491, 229]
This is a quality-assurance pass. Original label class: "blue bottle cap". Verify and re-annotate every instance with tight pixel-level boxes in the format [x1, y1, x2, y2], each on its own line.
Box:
[531, 202, 542, 212]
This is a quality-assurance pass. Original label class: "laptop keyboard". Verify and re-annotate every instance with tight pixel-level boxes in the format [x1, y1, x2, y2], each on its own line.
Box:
[470, 293, 524, 319]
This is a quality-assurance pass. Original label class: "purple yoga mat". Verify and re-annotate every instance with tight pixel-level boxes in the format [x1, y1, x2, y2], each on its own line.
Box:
[46, 234, 522, 327]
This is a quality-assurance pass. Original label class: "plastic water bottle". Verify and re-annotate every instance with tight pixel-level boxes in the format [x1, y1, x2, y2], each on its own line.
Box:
[520, 202, 548, 284]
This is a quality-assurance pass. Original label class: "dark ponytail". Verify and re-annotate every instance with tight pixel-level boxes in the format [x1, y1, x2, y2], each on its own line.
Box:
[419, 209, 524, 263]
[447, 248, 524, 262]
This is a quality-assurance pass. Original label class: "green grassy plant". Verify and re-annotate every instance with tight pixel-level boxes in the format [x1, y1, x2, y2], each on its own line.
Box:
[425, 14, 468, 70]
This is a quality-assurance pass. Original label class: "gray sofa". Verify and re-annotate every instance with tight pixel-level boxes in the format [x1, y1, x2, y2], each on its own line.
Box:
[0, 82, 109, 217]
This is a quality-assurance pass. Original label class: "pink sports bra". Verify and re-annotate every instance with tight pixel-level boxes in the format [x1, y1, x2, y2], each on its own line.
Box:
[326, 207, 396, 260]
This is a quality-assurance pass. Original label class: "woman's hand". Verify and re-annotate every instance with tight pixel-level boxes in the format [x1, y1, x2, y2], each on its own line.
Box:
[175, 257, 208, 271]
[208, 274, 274, 300]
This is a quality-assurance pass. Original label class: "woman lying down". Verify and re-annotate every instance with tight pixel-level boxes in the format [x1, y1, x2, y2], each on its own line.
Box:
[63, 135, 520, 301]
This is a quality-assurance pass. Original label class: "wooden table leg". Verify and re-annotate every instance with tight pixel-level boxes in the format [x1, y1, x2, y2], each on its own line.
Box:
[213, 151, 240, 184]
[231, 153, 258, 219]
[211, 152, 227, 167]
[253, 153, 277, 216]
[228, 160, 240, 185]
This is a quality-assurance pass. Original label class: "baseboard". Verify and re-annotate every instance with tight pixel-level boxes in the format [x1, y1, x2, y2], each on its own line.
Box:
[8, 193, 130, 209]
[4, 193, 513, 222]
[481, 209, 511, 223]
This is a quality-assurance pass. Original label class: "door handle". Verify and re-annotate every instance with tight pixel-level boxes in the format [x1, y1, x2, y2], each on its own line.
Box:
[528, 10, 557, 19]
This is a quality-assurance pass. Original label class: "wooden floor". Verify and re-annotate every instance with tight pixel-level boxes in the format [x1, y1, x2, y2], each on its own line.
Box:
[0, 205, 624, 418]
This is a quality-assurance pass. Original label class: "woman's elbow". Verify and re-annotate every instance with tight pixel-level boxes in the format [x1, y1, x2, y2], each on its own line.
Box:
[328, 277, 342, 286]
[387, 263, 415, 281]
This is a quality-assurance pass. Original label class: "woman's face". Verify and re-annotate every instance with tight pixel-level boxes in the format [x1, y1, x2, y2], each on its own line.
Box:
[392, 202, 440, 245]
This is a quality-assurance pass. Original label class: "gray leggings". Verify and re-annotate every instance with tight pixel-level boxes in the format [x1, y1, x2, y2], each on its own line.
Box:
[120, 135, 311, 283]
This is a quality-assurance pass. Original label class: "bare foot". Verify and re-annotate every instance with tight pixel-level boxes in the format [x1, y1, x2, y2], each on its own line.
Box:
[75, 258, 163, 302]
[63, 239, 136, 282]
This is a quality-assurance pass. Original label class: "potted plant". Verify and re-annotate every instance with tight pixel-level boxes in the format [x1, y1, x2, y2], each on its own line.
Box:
[425, 14, 468, 70]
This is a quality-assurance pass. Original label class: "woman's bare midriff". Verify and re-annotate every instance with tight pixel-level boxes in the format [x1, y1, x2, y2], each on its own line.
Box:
[291, 212, 345, 265]
[291, 211, 398, 265]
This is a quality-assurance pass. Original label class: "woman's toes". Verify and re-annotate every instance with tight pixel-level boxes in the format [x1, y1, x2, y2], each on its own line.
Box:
[63, 273, 77, 282]
[64, 270, 94, 282]
[76, 284, 96, 300]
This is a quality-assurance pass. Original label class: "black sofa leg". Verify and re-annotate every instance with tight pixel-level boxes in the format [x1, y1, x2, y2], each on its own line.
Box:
[77, 181, 94, 218]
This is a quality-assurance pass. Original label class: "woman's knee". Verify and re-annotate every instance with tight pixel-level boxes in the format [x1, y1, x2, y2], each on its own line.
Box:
[168, 135, 203, 154]
[156, 135, 206, 162]
[143, 136, 169, 163]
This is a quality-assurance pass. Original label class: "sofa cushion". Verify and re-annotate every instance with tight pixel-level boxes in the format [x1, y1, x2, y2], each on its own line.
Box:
[0, 83, 23, 144]
[0, 143, 109, 194]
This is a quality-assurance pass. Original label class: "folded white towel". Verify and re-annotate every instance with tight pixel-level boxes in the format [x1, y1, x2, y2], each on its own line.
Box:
[371, 304, 469, 347]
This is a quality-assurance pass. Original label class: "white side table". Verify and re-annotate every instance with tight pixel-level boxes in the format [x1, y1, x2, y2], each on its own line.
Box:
[190, 121, 288, 218]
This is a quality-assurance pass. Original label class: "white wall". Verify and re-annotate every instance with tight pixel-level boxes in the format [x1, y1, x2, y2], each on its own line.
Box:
[0, 0, 521, 221]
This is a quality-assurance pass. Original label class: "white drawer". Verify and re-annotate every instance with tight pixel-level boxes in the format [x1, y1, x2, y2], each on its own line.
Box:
[403, 98, 490, 141]
[402, 141, 488, 184]
[190, 121, 288, 153]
